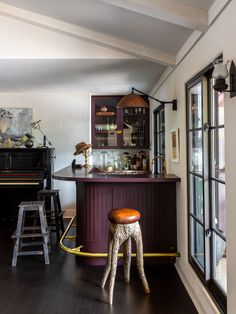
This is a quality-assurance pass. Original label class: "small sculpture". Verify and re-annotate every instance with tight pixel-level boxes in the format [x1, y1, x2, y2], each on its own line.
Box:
[73, 142, 92, 168]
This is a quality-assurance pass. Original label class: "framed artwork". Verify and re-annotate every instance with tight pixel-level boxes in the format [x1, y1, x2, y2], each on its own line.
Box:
[0, 108, 32, 147]
[171, 128, 180, 162]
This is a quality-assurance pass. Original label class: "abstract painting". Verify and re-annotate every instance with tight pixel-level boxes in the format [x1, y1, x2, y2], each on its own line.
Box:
[0, 108, 32, 146]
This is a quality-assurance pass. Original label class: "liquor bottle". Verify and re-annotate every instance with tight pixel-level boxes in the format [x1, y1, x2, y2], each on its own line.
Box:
[136, 156, 141, 170]
[123, 152, 129, 170]
[128, 156, 132, 170]
[106, 118, 110, 131]
[142, 157, 147, 171]
[131, 154, 137, 170]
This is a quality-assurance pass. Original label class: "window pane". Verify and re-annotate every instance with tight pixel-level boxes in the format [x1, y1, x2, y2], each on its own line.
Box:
[156, 132, 160, 153]
[160, 109, 165, 131]
[211, 128, 225, 181]
[211, 83, 224, 126]
[189, 174, 204, 222]
[212, 181, 226, 236]
[189, 82, 202, 129]
[213, 233, 227, 292]
[191, 218, 204, 269]
[160, 133, 165, 155]
[154, 106, 165, 174]
[217, 93, 224, 125]
[156, 114, 160, 132]
[189, 130, 203, 174]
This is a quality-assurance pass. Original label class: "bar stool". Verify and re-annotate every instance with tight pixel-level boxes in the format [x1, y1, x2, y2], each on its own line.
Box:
[101, 208, 150, 305]
[12, 201, 50, 267]
[37, 189, 65, 241]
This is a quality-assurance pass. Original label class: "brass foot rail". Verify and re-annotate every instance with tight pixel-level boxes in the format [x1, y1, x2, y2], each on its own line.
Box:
[59, 216, 180, 258]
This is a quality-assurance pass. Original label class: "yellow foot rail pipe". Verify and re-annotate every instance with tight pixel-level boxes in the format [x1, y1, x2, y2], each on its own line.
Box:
[59, 216, 180, 258]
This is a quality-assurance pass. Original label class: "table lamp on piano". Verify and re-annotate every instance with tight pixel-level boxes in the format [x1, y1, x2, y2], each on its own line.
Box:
[31, 120, 54, 148]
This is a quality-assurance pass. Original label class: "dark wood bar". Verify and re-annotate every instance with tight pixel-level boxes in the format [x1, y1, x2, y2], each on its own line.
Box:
[53, 166, 180, 265]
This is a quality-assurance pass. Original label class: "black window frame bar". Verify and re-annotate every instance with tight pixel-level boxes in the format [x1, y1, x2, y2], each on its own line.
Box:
[186, 60, 226, 312]
[153, 104, 165, 174]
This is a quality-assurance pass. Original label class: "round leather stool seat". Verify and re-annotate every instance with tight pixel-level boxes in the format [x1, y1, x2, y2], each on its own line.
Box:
[108, 208, 140, 224]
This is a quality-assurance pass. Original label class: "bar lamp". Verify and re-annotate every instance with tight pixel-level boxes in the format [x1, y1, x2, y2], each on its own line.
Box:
[117, 87, 177, 111]
[31, 120, 54, 148]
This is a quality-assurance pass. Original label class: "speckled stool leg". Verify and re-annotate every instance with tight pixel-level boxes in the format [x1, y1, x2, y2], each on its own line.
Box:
[101, 221, 150, 305]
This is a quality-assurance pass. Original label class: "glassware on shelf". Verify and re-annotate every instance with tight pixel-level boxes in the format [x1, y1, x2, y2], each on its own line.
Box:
[101, 151, 108, 169]
[92, 95, 149, 149]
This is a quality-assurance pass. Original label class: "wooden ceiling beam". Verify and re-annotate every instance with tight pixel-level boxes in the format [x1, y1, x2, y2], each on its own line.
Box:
[100, 0, 208, 32]
[0, 3, 176, 66]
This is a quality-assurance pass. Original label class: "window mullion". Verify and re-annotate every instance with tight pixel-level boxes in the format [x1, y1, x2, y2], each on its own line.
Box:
[202, 76, 211, 281]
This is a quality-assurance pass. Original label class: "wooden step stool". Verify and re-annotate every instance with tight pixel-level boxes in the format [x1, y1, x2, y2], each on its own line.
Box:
[11, 201, 50, 267]
[37, 189, 65, 241]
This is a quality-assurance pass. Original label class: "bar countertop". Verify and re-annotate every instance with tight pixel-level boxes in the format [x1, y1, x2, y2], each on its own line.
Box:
[52, 166, 181, 183]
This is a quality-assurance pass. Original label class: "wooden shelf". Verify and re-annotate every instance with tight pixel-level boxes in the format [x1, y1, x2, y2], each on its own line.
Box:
[96, 112, 116, 116]
[95, 131, 109, 134]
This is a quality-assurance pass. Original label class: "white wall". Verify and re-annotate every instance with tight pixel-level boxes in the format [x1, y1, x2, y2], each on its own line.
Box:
[0, 11, 135, 209]
[0, 92, 90, 210]
[150, 0, 236, 312]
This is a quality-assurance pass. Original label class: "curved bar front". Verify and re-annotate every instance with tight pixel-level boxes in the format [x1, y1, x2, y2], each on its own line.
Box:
[53, 166, 181, 265]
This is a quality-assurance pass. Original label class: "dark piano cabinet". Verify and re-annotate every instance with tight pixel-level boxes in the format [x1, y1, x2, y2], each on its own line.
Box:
[0, 148, 54, 220]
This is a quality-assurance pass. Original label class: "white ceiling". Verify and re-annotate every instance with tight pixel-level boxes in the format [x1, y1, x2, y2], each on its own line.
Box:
[0, 0, 227, 94]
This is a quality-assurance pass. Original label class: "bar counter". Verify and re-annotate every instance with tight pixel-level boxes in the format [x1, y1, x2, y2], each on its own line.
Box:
[53, 166, 181, 265]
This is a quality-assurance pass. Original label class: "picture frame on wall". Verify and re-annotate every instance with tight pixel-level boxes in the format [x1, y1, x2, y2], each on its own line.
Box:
[0, 108, 32, 147]
[171, 128, 179, 162]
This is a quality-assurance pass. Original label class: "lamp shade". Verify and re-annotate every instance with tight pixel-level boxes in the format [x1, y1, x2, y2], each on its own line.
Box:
[212, 62, 229, 79]
[116, 92, 149, 108]
[31, 120, 41, 129]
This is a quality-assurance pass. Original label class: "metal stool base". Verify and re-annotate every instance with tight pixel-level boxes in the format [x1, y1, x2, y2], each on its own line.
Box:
[101, 221, 150, 305]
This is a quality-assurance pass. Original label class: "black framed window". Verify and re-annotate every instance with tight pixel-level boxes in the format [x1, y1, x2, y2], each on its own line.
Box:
[153, 105, 165, 174]
[186, 65, 226, 312]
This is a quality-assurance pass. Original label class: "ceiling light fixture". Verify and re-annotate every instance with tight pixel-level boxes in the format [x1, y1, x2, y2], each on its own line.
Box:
[116, 87, 177, 111]
[212, 59, 236, 97]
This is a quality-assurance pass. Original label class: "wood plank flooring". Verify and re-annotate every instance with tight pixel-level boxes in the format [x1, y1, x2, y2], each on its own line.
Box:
[0, 221, 198, 314]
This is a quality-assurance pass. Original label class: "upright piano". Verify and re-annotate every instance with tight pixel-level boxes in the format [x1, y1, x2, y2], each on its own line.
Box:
[0, 148, 54, 220]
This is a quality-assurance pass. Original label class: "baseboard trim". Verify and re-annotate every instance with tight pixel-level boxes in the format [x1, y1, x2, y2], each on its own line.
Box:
[175, 262, 220, 314]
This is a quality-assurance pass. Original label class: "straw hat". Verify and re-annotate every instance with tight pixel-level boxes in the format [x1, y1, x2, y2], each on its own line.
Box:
[74, 142, 91, 155]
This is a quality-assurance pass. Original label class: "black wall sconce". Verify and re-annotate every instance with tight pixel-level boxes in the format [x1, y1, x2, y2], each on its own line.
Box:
[212, 59, 236, 98]
[116, 87, 177, 111]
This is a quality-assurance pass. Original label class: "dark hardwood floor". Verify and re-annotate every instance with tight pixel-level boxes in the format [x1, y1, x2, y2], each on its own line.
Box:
[0, 221, 198, 314]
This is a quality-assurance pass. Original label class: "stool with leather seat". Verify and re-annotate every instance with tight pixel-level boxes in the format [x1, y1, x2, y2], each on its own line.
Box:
[101, 207, 150, 305]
